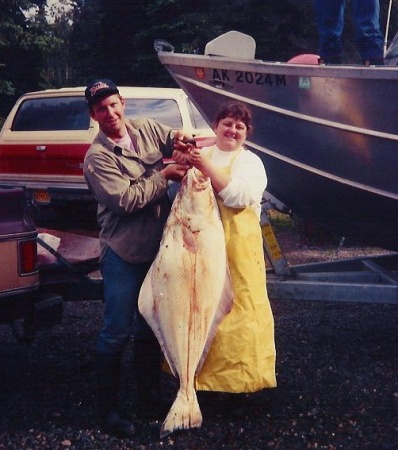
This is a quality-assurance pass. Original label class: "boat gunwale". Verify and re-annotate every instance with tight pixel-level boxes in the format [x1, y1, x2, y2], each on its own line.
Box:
[249, 140, 398, 201]
[158, 51, 398, 80]
[168, 72, 398, 143]
[160, 71, 398, 200]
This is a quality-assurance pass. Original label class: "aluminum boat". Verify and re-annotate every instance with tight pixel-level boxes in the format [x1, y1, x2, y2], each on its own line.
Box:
[156, 31, 398, 250]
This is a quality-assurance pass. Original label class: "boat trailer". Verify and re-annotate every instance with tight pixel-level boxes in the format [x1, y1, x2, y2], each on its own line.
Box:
[37, 229, 102, 303]
[261, 210, 398, 305]
[38, 214, 398, 308]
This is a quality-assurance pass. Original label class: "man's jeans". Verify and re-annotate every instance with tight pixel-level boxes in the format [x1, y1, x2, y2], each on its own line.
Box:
[97, 247, 154, 355]
[314, 0, 384, 61]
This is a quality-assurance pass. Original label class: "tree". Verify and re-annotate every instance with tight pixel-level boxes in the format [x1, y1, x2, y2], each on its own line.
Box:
[0, 0, 72, 118]
[1, 1, 35, 113]
[3, 0, 398, 123]
[41, 0, 76, 86]
[69, 0, 103, 84]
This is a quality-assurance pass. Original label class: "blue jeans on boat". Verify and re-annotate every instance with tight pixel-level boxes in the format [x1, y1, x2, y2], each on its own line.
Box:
[314, 0, 384, 63]
[96, 247, 154, 355]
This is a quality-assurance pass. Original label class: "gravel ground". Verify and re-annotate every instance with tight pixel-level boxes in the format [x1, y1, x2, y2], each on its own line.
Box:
[0, 229, 397, 450]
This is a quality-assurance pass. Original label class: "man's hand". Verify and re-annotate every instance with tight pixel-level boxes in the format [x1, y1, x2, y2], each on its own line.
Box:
[172, 145, 194, 165]
[173, 130, 195, 153]
[161, 163, 190, 182]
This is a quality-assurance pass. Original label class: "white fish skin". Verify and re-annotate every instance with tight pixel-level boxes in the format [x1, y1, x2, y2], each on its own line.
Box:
[138, 167, 233, 437]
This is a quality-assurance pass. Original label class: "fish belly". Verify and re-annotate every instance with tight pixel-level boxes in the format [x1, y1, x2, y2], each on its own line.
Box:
[139, 189, 232, 437]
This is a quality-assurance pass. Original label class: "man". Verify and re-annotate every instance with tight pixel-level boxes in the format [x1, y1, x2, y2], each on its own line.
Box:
[83, 79, 191, 438]
[314, 0, 384, 65]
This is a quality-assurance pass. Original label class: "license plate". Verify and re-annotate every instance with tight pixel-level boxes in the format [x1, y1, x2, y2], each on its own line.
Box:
[33, 190, 51, 204]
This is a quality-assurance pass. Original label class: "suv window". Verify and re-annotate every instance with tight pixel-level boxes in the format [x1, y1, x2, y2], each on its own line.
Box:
[124, 99, 183, 128]
[12, 96, 90, 131]
[10, 95, 209, 133]
[187, 99, 210, 130]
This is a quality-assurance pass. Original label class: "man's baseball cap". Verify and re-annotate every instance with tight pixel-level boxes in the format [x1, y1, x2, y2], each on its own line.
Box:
[85, 79, 120, 105]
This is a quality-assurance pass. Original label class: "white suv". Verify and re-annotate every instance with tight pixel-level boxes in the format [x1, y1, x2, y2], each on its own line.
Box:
[0, 86, 213, 221]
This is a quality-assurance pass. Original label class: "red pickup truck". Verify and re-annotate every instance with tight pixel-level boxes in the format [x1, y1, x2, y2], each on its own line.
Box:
[0, 187, 103, 342]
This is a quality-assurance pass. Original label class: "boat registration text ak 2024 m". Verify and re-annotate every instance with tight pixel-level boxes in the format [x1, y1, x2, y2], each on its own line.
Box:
[205, 69, 287, 87]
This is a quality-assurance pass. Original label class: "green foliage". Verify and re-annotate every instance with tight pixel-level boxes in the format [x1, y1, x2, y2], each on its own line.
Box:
[0, 0, 75, 116]
[1, 0, 398, 119]
[68, 0, 323, 87]
[268, 210, 295, 232]
[0, 79, 15, 96]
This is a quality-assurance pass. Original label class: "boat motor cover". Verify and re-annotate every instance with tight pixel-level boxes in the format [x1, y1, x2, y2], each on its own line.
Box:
[205, 31, 256, 59]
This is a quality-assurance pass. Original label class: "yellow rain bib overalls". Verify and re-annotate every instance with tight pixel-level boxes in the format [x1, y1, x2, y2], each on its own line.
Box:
[195, 150, 277, 393]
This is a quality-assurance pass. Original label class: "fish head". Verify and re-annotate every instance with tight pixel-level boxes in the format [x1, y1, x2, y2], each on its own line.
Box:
[175, 167, 217, 219]
[180, 167, 211, 195]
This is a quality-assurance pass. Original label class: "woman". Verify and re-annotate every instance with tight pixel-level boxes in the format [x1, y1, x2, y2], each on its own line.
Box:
[175, 102, 276, 393]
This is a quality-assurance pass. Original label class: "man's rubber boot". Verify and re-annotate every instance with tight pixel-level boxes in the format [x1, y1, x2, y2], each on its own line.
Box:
[95, 352, 136, 438]
[132, 338, 163, 418]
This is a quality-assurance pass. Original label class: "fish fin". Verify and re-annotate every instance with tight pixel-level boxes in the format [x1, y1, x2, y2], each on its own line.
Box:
[197, 265, 234, 372]
[160, 389, 202, 438]
[139, 267, 179, 378]
[162, 353, 178, 379]
[220, 265, 234, 315]
[138, 268, 162, 344]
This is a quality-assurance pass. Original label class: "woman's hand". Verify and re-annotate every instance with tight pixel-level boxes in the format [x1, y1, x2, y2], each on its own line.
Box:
[187, 148, 209, 172]
[187, 149, 230, 193]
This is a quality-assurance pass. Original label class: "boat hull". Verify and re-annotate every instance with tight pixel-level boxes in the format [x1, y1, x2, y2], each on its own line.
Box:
[158, 51, 398, 249]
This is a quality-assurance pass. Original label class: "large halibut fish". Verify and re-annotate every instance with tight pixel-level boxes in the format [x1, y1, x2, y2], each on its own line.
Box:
[138, 167, 233, 437]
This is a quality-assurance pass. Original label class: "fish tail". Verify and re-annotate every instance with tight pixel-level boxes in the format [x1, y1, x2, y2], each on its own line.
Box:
[160, 388, 202, 437]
